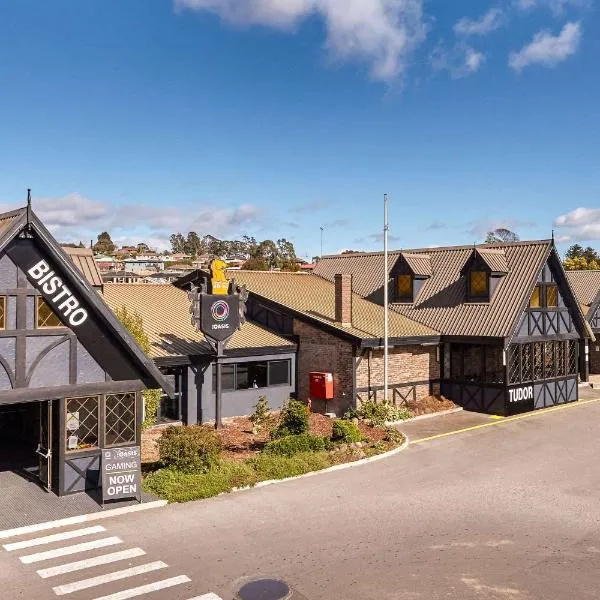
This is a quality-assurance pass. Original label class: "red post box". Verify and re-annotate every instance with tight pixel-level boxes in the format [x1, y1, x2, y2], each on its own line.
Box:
[309, 372, 334, 400]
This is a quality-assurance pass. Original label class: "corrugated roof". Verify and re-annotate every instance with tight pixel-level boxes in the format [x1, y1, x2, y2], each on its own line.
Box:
[61, 247, 103, 288]
[476, 248, 509, 273]
[402, 253, 432, 277]
[314, 240, 554, 338]
[230, 270, 438, 340]
[103, 284, 295, 359]
[566, 270, 600, 315]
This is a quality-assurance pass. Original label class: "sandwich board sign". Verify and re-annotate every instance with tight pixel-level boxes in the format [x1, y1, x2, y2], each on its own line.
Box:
[101, 446, 142, 504]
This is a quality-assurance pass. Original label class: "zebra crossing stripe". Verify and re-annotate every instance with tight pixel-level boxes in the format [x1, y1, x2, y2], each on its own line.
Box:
[37, 548, 147, 579]
[3, 526, 106, 552]
[20, 537, 122, 564]
[52, 561, 168, 596]
[187, 594, 224, 599]
[91, 575, 191, 600]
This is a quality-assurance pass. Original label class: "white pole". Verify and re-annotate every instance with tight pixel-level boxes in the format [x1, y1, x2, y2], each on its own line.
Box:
[383, 193, 389, 403]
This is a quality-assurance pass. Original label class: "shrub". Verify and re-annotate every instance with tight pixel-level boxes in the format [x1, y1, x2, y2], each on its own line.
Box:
[157, 425, 221, 473]
[272, 400, 309, 438]
[249, 396, 273, 433]
[263, 433, 330, 457]
[357, 399, 411, 427]
[250, 452, 332, 480]
[383, 427, 405, 444]
[331, 420, 362, 443]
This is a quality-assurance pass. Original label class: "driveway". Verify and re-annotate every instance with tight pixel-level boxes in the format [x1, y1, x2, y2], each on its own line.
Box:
[1, 394, 600, 600]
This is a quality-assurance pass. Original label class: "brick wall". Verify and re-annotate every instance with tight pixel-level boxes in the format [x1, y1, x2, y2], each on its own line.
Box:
[590, 341, 600, 374]
[355, 345, 440, 406]
[293, 319, 355, 415]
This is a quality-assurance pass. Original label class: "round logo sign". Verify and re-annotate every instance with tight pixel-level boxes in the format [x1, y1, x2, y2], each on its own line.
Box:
[211, 300, 230, 322]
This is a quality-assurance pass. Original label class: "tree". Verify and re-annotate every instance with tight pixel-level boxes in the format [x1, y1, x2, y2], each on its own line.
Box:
[93, 232, 115, 255]
[136, 243, 150, 254]
[485, 228, 520, 244]
[242, 257, 269, 271]
[563, 244, 600, 270]
[114, 306, 160, 431]
[170, 233, 186, 254]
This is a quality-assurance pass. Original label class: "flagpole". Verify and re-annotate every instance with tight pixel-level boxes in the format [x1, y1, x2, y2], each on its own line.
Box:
[383, 193, 389, 403]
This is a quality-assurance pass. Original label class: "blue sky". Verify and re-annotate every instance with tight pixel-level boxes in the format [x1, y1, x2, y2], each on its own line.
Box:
[0, 0, 598, 260]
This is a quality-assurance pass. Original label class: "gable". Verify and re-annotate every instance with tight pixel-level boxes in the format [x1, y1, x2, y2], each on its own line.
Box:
[590, 296, 600, 331]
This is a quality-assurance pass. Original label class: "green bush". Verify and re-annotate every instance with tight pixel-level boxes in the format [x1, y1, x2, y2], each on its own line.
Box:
[250, 452, 332, 480]
[331, 420, 362, 443]
[272, 400, 309, 438]
[383, 427, 405, 444]
[263, 433, 330, 457]
[357, 399, 411, 427]
[157, 425, 221, 473]
[249, 396, 273, 432]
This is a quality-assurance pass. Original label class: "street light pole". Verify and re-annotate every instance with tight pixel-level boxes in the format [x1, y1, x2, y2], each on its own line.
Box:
[383, 194, 389, 403]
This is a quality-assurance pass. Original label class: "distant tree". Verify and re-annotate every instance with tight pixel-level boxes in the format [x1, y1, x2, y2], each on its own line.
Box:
[485, 228, 520, 244]
[341, 249, 365, 254]
[563, 244, 600, 270]
[242, 257, 269, 271]
[93, 232, 115, 255]
[136, 243, 150, 254]
[170, 233, 186, 253]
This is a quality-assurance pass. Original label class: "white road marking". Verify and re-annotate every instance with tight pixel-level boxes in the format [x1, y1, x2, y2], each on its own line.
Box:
[20, 537, 122, 564]
[37, 548, 147, 579]
[187, 594, 224, 600]
[91, 575, 191, 600]
[3, 525, 106, 551]
[52, 561, 168, 596]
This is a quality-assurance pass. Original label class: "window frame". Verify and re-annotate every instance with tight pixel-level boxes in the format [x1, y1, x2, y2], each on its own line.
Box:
[467, 270, 490, 301]
[36, 296, 63, 329]
[395, 274, 413, 303]
[545, 284, 559, 308]
[212, 359, 292, 392]
[0, 296, 5, 330]
[104, 392, 137, 448]
[65, 395, 100, 453]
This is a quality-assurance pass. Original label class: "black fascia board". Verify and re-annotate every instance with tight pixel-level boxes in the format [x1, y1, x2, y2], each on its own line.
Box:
[359, 335, 441, 348]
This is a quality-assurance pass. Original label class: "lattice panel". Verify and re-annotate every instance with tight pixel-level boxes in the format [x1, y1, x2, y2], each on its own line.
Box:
[568, 340, 577, 375]
[556, 341, 566, 377]
[105, 393, 136, 446]
[508, 345, 521, 384]
[521, 344, 533, 382]
[65, 396, 99, 451]
[533, 343, 544, 381]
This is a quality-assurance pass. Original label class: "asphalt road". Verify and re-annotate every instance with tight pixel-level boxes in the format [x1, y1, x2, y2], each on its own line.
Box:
[3, 397, 600, 600]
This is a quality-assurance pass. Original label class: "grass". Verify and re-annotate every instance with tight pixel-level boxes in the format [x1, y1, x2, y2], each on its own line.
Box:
[143, 436, 403, 503]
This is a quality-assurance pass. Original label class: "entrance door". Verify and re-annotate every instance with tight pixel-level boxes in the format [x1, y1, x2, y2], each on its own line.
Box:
[36, 400, 52, 492]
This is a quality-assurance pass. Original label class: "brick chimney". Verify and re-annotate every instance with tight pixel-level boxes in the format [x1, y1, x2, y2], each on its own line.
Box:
[334, 273, 352, 327]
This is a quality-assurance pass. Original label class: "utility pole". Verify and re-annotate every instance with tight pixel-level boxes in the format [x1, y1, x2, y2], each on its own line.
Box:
[383, 194, 389, 403]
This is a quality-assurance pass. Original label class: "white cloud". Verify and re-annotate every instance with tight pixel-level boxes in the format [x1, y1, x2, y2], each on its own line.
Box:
[0, 193, 264, 251]
[554, 207, 600, 241]
[431, 43, 485, 79]
[509, 21, 581, 71]
[175, 0, 427, 82]
[515, 0, 586, 15]
[454, 8, 504, 36]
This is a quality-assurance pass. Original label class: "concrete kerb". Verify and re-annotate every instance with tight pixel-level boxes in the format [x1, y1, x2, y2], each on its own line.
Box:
[385, 406, 463, 427]
[221, 437, 410, 498]
[0, 499, 167, 540]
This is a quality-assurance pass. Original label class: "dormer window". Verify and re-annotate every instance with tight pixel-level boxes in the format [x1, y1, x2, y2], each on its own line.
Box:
[396, 274, 413, 302]
[469, 270, 489, 298]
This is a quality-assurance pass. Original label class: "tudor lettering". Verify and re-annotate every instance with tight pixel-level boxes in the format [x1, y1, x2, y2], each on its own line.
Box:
[28, 260, 88, 326]
[509, 386, 533, 403]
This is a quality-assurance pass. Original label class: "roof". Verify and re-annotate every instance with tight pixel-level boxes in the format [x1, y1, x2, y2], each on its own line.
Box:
[103, 284, 295, 360]
[61, 246, 103, 288]
[229, 270, 438, 342]
[314, 240, 582, 339]
[402, 253, 432, 277]
[0, 205, 173, 395]
[566, 270, 600, 315]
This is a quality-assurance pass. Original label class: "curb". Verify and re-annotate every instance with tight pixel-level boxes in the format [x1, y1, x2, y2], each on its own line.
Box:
[0, 499, 167, 540]
[385, 406, 463, 426]
[221, 437, 410, 497]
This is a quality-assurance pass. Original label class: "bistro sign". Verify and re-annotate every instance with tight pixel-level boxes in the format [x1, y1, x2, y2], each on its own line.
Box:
[101, 446, 141, 503]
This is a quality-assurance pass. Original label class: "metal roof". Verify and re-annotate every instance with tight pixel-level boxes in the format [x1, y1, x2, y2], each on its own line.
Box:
[103, 283, 295, 359]
[314, 240, 565, 338]
[402, 253, 432, 277]
[230, 270, 438, 342]
[566, 270, 600, 315]
[61, 247, 103, 288]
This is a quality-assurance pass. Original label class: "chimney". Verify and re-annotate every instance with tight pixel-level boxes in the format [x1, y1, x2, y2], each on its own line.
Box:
[334, 273, 352, 327]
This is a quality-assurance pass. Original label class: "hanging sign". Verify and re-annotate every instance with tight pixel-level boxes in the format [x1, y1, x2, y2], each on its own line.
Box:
[101, 446, 141, 503]
[200, 295, 241, 343]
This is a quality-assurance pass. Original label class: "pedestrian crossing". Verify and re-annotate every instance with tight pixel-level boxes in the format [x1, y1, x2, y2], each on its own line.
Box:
[0, 522, 223, 600]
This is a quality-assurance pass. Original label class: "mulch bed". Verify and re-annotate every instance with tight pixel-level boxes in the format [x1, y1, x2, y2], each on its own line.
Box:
[405, 395, 456, 417]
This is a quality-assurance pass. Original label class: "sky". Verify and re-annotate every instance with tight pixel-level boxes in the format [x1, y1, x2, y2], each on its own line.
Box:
[0, 0, 598, 260]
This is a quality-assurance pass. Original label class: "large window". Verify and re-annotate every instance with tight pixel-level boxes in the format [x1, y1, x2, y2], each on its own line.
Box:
[105, 393, 136, 447]
[469, 271, 488, 298]
[529, 284, 559, 308]
[396, 275, 413, 302]
[213, 359, 292, 392]
[37, 297, 62, 328]
[507, 340, 577, 385]
[546, 285, 558, 308]
[529, 285, 541, 308]
[448, 344, 505, 384]
[66, 396, 99, 452]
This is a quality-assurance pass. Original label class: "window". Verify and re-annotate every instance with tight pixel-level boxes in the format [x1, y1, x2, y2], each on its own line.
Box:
[37, 297, 62, 328]
[529, 285, 541, 308]
[546, 285, 558, 308]
[508, 341, 576, 384]
[105, 393, 136, 446]
[463, 346, 482, 382]
[485, 347, 504, 384]
[469, 271, 488, 297]
[236, 362, 267, 390]
[65, 396, 99, 452]
[396, 275, 412, 301]
[0, 296, 5, 330]
[212, 364, 235, 392]
[269, 360, 290, 386]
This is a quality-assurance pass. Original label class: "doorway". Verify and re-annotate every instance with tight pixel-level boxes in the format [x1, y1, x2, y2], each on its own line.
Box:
[0, 400, 54, 492]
